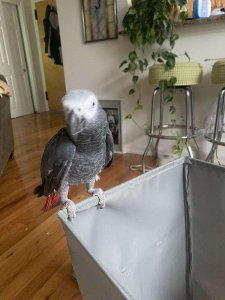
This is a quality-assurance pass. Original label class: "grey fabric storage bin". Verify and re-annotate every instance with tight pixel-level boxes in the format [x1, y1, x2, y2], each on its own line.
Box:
[58, 158, 225, 300]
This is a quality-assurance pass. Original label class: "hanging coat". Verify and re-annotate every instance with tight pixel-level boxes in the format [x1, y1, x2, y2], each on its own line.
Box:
[43, 5, 63, 65]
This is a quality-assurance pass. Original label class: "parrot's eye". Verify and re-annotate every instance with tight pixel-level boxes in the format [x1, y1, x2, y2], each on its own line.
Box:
[92, 102, 95, 107]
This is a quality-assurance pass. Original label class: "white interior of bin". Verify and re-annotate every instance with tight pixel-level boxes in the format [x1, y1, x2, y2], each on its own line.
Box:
[59, 159, 187, 300]
[58, 158, 225, 300]
[188, 160, 225, 300]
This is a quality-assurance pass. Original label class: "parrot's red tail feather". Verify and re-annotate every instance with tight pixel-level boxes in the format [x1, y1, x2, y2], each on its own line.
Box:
[42, 192, 61, 212]
[42, 187, 72, 212]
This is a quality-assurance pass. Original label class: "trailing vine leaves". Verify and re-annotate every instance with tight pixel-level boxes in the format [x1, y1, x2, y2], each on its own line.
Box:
[120, 0, 189, 155]
[119, 51, 148, 102]
[120, 0, 187, 119]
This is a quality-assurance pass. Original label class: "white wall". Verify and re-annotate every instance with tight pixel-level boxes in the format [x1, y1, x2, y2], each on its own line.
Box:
[56, 0, 225, 161]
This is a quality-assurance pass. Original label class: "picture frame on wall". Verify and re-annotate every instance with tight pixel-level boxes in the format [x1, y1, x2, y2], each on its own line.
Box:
[99, 100, 122, 152]
[81, 0, 118, 43]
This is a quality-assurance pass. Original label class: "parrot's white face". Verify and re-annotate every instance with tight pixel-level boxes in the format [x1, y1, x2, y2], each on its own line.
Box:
[62, 89, 99, 123]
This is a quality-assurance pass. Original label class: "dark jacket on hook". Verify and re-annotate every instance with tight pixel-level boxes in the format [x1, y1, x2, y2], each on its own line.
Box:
[43, 5, 63, 65]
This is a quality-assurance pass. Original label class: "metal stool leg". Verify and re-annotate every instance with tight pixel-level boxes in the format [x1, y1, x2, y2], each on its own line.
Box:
[142, 86, 199, 172]
[206, 144, 217, 163]
[188, 87, 200, 158]
[219, 91, 225, 138]
[142, 87, 159, 173]
[142, 137, 153, 173]
[154, 88, 164, 159]
[184, 87, 199, 158]
[206, 88, 225, 162]
[184, 87, 193, 157]
[206, 91, 222, 162]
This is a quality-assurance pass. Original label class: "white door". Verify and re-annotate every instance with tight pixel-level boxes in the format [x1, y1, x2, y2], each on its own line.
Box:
[0, 1, 34, 118]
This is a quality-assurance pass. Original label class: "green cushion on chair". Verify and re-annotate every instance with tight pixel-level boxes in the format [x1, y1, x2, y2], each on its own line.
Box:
[149, 62, 203, 86]
[211, 60, 225, 84]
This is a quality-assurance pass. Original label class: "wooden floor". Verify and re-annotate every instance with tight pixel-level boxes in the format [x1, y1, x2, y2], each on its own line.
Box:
[0, 112, 144, 300]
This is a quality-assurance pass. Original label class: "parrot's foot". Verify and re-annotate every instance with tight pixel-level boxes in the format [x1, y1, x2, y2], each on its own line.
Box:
[61, 199, 76, 221]
[92, 188, 105, 209]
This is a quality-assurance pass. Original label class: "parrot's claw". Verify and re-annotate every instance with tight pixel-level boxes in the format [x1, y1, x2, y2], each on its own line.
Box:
[93, 188, 105, 209]
[62, 199, 76, 221]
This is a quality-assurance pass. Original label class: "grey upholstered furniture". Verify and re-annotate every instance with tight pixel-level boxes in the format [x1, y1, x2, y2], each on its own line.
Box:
[0, 75, 14, 175]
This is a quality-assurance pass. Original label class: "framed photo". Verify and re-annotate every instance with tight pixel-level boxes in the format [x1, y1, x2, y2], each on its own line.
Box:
[100, 100, 122, 152]
[81, 0, 118, 43]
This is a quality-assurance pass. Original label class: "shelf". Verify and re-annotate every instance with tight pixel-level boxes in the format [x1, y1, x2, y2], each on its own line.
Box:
[119, 14, 225, 35]
[176, 14, 225, 25]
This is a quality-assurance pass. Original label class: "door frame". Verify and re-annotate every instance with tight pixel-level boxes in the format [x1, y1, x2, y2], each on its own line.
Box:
[31, 0, 48, 112]
[2, 0, 48, 112]
[32, 0, 67, 111]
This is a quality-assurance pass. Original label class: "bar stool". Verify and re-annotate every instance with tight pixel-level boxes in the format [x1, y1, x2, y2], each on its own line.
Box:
[205, 60, 225, 162]
[142, 62, 203, 172]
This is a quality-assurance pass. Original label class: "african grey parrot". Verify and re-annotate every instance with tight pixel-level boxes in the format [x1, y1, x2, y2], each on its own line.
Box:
[34, 89, 114, 220]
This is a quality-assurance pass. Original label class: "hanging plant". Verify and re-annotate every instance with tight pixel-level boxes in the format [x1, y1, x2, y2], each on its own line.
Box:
[120, 0, 188, 113]
[120, 0, 189, 155]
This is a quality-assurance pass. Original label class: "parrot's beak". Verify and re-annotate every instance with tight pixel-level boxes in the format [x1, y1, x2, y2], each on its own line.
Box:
[70, 111, 85, 126]
[67, 110, 86, 140]
[67, 110, 75, 124]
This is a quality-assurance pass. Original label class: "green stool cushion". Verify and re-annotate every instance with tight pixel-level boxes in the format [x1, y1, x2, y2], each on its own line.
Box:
[211, 60, 225, 84]
[149, 62, 203, 86]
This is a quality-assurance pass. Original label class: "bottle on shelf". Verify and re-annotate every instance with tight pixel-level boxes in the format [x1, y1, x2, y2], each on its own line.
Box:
[193, 0, 211, 18]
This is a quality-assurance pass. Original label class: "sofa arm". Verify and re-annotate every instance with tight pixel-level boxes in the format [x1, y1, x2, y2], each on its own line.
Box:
[0, 75, 14, 175]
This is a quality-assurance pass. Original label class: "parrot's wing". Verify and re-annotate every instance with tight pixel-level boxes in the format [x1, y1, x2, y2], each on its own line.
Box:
[104, 127, 114, 168]
[41, 128, 76, 195]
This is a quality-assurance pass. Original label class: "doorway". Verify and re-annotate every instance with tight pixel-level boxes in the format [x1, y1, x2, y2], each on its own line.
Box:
[34, 0, 66, 111]
[0, 0, 34, 118]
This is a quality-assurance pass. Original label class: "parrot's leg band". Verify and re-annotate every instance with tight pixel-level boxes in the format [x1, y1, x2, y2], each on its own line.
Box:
[93, 188, 106, 209]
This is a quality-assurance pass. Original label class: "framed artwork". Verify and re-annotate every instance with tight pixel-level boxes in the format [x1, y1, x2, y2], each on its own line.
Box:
[99, 100, 122, 152]
[81, 0, 118, 42]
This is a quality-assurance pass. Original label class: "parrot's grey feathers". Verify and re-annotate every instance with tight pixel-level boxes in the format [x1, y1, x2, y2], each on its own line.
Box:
[104, 128, 114, 168]
[41, 128, 76, 196]
[34, 89, 114, 218]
